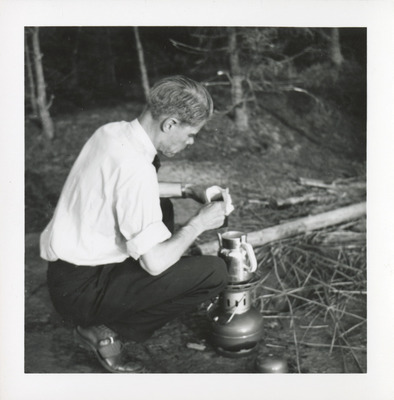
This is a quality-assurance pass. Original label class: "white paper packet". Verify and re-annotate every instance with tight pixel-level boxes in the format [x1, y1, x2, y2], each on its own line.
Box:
[204, 185, 235, 216]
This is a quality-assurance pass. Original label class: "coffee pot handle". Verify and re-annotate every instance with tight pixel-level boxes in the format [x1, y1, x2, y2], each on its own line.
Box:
[217, 233, 223, 248]
[242, 242, 257, 272]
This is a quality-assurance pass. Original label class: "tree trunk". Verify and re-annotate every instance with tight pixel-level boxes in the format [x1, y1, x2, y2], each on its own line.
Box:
[25, 32, 38, 117]
[104, 28, 117, 85]
[134, 27, 150, 101]
[195, 202, 366, 255]
[330, 28, 344, 67]
[69, 27, 81, 89]
[31, 27, 55, 140]
[228, 28, 249, 131]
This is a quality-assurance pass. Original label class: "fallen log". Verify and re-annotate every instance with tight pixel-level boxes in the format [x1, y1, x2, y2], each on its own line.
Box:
[298, 177, 335, 189]
[298, 177, 366, 191]
[270, 193, 330, 208]
[195, 202, 366, 255]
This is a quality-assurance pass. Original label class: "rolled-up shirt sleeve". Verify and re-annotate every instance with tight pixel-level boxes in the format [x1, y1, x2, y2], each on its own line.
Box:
[115, 159, 171, 260]
[125, 221, 171, 259]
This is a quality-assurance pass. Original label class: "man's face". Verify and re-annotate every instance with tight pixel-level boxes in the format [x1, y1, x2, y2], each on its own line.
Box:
[159, 120, 205, 158]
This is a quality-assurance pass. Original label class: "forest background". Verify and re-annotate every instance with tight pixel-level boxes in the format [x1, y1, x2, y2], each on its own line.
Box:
[25, 26, 367, 232]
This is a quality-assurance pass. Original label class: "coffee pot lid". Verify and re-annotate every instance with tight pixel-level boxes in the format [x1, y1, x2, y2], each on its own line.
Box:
[219, 231, 247, 248]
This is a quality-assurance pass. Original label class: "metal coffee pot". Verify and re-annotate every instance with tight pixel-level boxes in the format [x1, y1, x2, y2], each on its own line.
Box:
[218, 231, 257, 283]
[209, 231, 263, 357]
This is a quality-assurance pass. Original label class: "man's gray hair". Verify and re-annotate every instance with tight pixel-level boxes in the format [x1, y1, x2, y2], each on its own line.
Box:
[148, 75, 214, 126]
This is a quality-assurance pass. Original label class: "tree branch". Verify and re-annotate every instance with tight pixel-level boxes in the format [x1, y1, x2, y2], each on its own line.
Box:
[169, 39, 228, 54]
[46, 94, 55, 110]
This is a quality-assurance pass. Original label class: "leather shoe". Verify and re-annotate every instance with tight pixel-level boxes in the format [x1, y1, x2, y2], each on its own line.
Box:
[74, 325, 146, 373]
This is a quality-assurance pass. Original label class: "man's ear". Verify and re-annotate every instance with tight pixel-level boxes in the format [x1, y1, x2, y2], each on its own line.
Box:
[161, 117, 179, 133]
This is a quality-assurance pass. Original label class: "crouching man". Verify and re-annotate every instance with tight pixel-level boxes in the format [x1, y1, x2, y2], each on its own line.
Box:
[40, 76, 230, 373]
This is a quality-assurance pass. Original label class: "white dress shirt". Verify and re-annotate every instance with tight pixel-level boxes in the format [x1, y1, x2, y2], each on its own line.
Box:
[40, 119, 171, 266]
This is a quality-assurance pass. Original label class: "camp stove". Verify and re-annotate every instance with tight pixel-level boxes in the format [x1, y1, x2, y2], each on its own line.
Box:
[208, 231, 264, 357]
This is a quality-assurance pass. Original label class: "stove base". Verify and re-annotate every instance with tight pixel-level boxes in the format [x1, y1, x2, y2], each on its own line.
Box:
[214, 343, 260, 358]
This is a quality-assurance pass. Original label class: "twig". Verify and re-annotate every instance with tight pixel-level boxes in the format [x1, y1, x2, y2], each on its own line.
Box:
[289, 245, 361, 275]
[203, 81, 231, 87]
[265, 343, 286, 349]
[338, 320, 366, 339]
[298, 177, 336, 189]
[300, 313, 322, 342]
[170, 38, 228, 53]
[300, 325, 328, 329]
[329, 288, 367, 295]
[297, 341, 366, 351]
[272, 252, 302, 373]
[335, 330, 365, 372]
[260, 287, 365, 321]
[270, 193, 326, 208]
[248, 208, 267, 224]
[340, 345, 349, 373]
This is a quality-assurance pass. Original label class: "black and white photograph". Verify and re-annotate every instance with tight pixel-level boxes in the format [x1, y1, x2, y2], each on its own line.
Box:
[1, 0, 394, 399]
[24, 24, 368, 374]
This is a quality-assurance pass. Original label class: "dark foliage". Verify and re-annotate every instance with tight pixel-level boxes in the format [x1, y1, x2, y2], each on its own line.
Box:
[25, 27, 366, 117]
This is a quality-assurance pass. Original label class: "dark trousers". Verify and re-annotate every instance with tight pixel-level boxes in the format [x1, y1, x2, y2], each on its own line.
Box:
[46, 199, 228, 342]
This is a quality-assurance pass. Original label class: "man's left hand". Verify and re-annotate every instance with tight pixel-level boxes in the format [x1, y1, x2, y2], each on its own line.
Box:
[183, 184, 210, 203]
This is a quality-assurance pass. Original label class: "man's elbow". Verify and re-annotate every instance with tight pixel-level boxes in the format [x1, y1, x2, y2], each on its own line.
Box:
[139, 255, 171, 276]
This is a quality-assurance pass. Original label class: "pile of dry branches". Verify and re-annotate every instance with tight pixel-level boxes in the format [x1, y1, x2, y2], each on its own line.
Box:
[252, 221, 366, 373]
[195, 175, 366, 372]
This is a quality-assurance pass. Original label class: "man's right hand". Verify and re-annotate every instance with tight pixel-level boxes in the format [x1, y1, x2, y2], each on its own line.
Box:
[194, 201, 226, 231]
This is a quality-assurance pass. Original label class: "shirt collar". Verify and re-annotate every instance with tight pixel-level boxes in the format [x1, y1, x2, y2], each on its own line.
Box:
[128, 118, 157, 162]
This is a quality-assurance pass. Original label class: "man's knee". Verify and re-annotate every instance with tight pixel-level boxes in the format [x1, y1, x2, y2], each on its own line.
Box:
[201, 255, 228, 291]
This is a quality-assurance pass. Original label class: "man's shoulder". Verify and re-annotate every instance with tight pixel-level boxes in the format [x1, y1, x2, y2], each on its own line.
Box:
[92, 121, 150, 164]
[91, 120, 134, 148]
[85, 119, 154, 170]
[95, 120, 131, 136]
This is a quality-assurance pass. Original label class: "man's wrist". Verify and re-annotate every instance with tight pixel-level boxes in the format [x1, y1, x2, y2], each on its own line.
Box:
[188, 215, 204, 235]
[181, 183, 192, 198]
